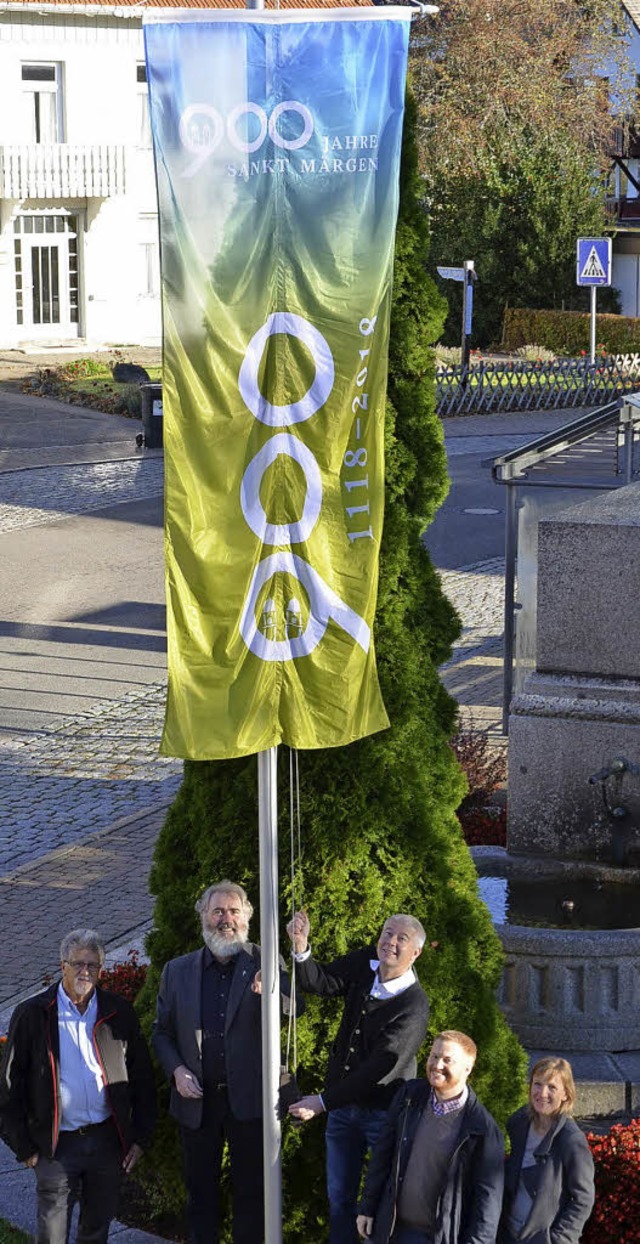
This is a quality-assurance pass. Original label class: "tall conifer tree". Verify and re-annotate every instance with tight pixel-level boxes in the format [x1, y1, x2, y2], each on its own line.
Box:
[137, 92, 526, 1239]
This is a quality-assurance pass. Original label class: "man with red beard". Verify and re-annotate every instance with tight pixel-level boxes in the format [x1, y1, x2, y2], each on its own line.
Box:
[153, 880, 291, 1244]
[356, 1031, 504, 1244]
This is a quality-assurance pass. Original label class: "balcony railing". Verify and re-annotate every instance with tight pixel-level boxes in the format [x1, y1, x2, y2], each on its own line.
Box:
[0, 144, 126, 199]
[605, 195, 640, 224]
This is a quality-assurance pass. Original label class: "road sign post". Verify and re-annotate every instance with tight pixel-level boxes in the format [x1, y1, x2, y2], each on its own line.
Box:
[576, 237, 612, 364]
[437, 260, 476, 381]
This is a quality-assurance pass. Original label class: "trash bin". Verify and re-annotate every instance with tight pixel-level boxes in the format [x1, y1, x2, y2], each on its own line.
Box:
[141, 383, 163, 449]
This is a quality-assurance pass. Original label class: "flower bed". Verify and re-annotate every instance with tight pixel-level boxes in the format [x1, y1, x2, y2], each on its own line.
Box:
[584, 1119, 640, 1243]
[100, 949, 148, 1002]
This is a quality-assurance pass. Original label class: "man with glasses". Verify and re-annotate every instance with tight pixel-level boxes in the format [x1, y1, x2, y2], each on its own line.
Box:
[0, 927, 156, 1244]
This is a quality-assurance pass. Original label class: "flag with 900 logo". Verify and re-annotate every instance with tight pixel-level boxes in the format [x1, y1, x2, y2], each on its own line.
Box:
[144, 7, 411, 758]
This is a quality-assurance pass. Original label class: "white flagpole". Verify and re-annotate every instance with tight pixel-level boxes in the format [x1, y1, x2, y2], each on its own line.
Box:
[258, 745, 282, 1244]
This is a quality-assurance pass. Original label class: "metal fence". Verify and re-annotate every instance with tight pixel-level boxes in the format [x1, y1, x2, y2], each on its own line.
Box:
[435, 354, 640, 415]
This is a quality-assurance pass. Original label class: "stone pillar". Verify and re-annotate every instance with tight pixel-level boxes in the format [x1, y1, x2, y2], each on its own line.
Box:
[508, 483, 640, 859]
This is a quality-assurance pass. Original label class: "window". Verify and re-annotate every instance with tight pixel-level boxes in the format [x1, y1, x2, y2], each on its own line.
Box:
[139, 214, 159, 297]
[139, 240, 159, 297]
[22, 63, 63, 143]
[137, 63, 151, 147]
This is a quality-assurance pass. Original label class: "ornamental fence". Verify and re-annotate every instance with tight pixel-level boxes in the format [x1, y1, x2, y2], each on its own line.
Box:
[435, 354, 640, 416]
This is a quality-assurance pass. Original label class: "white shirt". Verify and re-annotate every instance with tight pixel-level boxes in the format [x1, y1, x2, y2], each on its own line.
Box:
[57, 984, 110, 1130]
[368, 958, 417, 999]
[292, 950, 416, 999]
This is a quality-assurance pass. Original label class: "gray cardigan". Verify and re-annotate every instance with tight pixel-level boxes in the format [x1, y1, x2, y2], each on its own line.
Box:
[500, 1107, 595, 1244]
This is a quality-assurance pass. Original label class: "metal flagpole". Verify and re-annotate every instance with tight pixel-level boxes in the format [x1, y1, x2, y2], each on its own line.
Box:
[258, 745, 282, 1244]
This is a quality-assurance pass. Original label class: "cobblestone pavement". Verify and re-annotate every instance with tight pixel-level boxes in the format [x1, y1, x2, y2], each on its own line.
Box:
[439, 558, 506, 738]
[0, 681, 182, 874]
[0, 457, 164, 532]
[439, 557, 505, 656]
[0, 802, 168, 1010]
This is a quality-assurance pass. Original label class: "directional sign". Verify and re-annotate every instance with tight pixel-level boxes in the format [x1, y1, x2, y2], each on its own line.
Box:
[576, 237, 612, 287]
[437, 266, 465, 282]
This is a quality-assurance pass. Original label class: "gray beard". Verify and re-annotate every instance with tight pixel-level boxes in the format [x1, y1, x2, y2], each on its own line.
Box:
[203, 928, 248, 960]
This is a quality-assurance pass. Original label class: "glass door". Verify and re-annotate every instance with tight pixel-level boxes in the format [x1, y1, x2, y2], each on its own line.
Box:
[14, 214, 80, 339]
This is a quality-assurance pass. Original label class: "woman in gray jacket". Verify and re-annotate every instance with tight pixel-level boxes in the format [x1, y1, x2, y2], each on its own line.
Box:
[500, 1056, 595, 1244]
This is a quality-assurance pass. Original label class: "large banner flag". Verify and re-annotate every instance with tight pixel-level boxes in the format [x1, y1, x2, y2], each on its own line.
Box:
[144, 7, 411, 760]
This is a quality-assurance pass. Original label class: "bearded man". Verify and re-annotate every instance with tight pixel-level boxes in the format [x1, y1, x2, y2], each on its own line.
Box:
[153, 880, 292, 1244]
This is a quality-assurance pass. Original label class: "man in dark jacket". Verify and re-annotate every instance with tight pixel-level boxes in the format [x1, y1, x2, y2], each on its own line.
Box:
[287, 909, 430, 1244]
[153, 878, 298, 1244]
[357, 1031, 504, 1244]
[0, 927, 156, 1244]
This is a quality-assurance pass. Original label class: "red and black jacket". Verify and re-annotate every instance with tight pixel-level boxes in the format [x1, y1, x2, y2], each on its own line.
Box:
[0, 982, 156, 1162]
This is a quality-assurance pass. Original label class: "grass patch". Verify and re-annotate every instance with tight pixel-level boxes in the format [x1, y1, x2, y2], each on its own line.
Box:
[26, 358, 162, 419]
[0, 1220, 30, 1244]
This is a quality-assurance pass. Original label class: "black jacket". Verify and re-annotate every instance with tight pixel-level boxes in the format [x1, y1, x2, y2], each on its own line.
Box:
[0, 982, 156, 1162]
[359, 1080, 505, 1244]
[295, 946, 429, 1111]
[153, 944, 300, 1125]
[499, 1107, 595, 1244]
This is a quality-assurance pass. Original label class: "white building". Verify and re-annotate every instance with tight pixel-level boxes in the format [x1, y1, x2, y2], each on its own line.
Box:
[0, 0, 168, 345]
[0, 0, 362, 349]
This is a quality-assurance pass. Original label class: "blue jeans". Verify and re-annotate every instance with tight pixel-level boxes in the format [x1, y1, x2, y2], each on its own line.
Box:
[391, 1226, 433, 1244]
[326, 1105, 387, 1244]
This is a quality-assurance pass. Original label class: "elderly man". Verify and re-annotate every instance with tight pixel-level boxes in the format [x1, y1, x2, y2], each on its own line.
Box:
[0, 927, 156, 1244]
[153, 879, 294, 1244]
[356, 1031, 505, 1244]
[287, 910, 430, 1244]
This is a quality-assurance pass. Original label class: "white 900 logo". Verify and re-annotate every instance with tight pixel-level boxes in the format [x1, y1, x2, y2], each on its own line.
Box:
[180, 101, 314, 176]
[237, 313, 371, 662]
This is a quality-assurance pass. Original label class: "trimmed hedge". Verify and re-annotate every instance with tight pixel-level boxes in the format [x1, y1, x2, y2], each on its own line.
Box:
[503, 308, 640, 356]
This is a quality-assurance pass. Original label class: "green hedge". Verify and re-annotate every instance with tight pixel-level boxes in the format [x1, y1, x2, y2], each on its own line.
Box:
[503, 307, 640, 355]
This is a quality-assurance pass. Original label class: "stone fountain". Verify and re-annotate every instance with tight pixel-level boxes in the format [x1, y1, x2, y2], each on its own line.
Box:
[475, 482, 640, 1062]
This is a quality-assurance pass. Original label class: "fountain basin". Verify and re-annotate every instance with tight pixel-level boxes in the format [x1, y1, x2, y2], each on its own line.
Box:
[474, 848, 640, 1051]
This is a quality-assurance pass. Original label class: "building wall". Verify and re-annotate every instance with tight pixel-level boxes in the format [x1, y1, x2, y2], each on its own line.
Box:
[0, 9, 161, 346]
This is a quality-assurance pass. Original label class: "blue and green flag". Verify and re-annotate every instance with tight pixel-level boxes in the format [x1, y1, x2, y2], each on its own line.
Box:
[144, 7, 411, 759]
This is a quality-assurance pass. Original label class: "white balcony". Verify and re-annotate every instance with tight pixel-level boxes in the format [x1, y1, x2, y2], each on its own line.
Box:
[0, 144, 126, 199]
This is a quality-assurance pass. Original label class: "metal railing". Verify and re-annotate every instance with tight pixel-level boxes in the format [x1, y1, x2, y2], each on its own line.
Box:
[436, 355, 640, 416]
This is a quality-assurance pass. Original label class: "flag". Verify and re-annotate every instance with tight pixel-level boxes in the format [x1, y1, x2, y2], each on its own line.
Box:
[144, 7, 411, 759]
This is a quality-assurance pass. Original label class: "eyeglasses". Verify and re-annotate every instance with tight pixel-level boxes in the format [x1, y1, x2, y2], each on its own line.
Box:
[64, 960, 101, 974]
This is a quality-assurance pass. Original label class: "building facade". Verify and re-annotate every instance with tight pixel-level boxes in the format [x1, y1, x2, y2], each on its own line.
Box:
[0, 2, 160, 347]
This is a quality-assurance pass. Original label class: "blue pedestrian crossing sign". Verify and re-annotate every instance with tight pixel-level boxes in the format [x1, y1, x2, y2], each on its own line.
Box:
[576, 237, 612, 287]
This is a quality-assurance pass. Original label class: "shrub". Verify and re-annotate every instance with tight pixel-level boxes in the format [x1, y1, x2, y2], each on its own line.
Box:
[503, 308, 640, 356]
[100, 950, 148, 1003]
[117, 383, 143, 418]
[450, 724, 506, 814]
[515, 344, 557, 363]
[459, 806, 507, 847]
[584, 1119, 640, 1244]
[435, 343, 461, 366]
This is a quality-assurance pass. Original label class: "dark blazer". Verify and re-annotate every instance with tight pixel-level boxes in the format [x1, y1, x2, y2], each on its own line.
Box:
[0, 983, 156, 1162]
[500, 1106, 595, 1244]
[153, 944, 296, 1126]
[359, 1079, 505, 1244]
[295, 946, 429, 1111]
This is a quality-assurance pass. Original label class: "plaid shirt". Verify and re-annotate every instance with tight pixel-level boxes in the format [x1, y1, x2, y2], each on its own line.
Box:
[430, 1084, 469, 1116]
